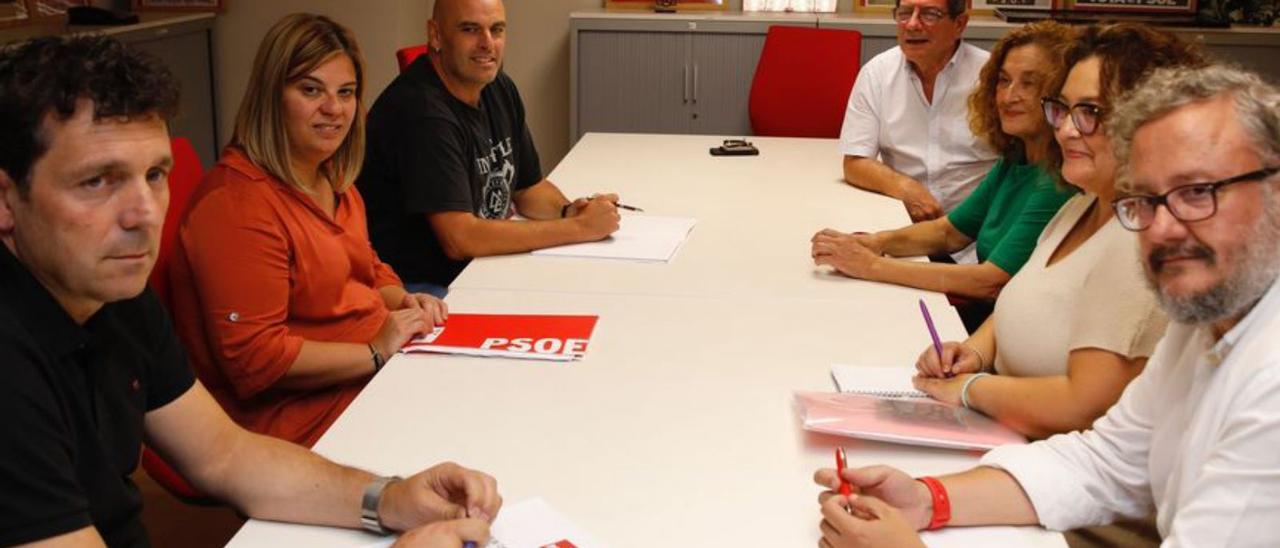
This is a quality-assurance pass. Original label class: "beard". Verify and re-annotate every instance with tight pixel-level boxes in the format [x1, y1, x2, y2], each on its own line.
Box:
[1144, 198, 1280, 325]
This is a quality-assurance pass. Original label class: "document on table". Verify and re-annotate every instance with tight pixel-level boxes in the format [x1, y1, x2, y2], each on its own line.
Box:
[922, 524, 1068, 547]
[831, 364, 927, 398]
[489, 498, 604, 548]
[401, 314, 599, 362]
[358, 498, 603, 548]
[795, 391, 1026, 451]
[532, 214, 697, 263]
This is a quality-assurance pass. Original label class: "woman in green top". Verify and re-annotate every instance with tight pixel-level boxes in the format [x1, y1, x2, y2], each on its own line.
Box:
[811, 21, 1077, 331]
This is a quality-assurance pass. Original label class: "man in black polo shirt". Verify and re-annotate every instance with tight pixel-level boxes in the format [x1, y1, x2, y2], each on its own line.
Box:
[0, 36, 498, 547]
[360, 0, 623, 295]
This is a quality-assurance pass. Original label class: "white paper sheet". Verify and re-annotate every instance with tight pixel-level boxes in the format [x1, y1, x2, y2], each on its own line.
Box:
[831, 364, 928, 398]
[491, 498, 604, 548]
[357, 498, 602, 548]
[532, 215, 697, 263]
[922, 524, 1068, 547]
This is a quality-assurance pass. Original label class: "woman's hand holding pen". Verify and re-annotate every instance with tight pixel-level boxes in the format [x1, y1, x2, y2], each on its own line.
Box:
[914, 341, 982, 378]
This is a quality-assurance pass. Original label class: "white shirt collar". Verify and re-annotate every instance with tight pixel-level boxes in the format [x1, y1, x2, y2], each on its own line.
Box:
[1204, 277, 1280, 365]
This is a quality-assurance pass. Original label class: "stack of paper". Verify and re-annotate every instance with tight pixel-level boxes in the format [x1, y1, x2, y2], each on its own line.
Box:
[830, 364, 927, 398]
[401, 314, 600, 362]
[795, 391, 1026, 451]
[532, 214, 697, 263]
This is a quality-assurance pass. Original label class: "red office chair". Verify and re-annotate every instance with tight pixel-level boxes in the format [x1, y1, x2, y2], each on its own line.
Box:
[748, 26, 862, 138]
[151, 137, 203, 310]
[397, 44, 430, 73]
[142, 137, 212, 504]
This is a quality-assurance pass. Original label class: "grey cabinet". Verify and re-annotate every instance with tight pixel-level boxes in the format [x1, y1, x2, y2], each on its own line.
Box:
[571, 10, 1280, 145]
[577, 30, 691, 136]
[570, 13, 814, 144]
[116, 16, 219, 169]
[690, 32, 768, 135]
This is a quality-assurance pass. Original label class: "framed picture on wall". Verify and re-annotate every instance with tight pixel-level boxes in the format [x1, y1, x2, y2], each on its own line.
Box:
[1068, 0, 1195, 13]
[0, 0, 31, 24]
[744, 0, 838, 11]
[2, 0, 92, 28]
[30, 0, 85, 16]
[858, 0, 896, 9]
[605, 0, 727, 11]
[133, 0, 225, 11]
[971, 0, 1054, 10]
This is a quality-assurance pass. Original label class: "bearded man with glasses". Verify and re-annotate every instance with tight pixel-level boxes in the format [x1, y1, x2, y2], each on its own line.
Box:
[837, 0, 997, 253]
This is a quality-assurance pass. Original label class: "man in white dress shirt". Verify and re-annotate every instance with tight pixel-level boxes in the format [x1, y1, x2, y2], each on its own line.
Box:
[837, 0, 996, 226]
[813, 64, 1280, 547]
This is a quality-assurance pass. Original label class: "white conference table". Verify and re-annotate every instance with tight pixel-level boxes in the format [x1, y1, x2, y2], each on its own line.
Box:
[228, 134, 1064, 547]
[453, 133, 946, 306]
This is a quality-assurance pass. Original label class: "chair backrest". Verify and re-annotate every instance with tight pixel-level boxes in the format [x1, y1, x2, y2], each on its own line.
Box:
[397, 44, 430, 73]
[749, 26, 862, 139]
[149, 137, 205, 312]
[142, 137, 212, 503]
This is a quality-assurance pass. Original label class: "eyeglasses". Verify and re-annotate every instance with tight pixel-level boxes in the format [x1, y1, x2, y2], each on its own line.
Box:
[1041, 97, 1104, 136]
[1112, 166, 1280, 231]
[893, 6, 949, 25]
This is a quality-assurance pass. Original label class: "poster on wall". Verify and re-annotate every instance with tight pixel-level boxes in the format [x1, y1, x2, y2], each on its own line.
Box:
[859, 0, 896, 8]
[1069, 0, 1195, 13]
[133, 0, 225, 11]
[605, 0, 726, 11]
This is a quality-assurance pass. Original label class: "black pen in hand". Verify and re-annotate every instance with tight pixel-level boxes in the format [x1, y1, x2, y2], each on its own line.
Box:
[581, 194, 644, 213]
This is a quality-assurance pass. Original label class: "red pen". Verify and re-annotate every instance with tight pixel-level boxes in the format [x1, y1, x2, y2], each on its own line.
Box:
[835, 447, 852, 496]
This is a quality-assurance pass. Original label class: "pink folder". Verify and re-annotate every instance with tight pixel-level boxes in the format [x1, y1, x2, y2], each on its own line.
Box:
[795, 391, 1026, 451]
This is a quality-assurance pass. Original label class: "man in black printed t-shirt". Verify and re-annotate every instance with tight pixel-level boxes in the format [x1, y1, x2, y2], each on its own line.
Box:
[0, 34, 500, 548]
[360, 0, 623, 295]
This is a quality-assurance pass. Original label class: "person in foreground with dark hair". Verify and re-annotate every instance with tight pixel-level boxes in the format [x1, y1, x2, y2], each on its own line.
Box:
[0, 35, 497, 548]
[810, 61, 1280, 548]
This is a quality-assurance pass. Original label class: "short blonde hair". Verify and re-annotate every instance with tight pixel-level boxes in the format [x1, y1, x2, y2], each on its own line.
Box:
[232, 13, 366, 193]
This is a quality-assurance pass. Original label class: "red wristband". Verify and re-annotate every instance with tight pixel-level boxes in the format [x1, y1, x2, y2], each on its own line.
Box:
[917, 476, 951, 530]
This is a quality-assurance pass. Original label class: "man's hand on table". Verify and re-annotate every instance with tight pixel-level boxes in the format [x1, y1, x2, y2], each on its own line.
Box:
[377, 462, 502, 533]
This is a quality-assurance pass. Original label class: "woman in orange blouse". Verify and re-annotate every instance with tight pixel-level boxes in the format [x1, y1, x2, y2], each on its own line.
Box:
[169, 14, 446, 447]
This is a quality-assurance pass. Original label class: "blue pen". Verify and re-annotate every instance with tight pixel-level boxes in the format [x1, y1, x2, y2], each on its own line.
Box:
[918, 299, 945, 373]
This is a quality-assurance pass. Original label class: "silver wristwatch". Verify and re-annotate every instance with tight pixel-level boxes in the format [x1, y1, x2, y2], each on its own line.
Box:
[360, 475, 401, 535]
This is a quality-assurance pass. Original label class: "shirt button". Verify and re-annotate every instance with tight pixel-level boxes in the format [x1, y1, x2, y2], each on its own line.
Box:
[228, 312, 240, 322]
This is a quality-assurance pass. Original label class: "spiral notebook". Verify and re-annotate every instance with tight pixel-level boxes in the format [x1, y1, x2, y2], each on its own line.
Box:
[831, 364, 928, 398]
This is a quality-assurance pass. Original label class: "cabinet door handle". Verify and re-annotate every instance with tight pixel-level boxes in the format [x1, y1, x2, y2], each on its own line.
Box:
[692, 64, 699, 104]
[683, 65, 690, 104]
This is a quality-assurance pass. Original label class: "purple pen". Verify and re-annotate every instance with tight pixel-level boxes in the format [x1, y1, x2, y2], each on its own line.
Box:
[918, 299, 944, 368]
